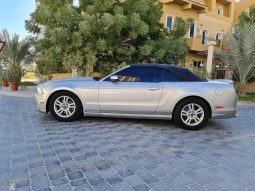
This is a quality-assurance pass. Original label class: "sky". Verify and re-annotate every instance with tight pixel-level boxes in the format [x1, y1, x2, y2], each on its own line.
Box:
[0, 0, 36, 38]
[0, 0, 79, 39]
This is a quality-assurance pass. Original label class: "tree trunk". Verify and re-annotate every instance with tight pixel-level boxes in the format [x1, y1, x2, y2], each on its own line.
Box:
[235, 82, 247, 97]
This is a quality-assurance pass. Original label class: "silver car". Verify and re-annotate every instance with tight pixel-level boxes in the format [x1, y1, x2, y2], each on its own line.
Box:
[35, 64, 237, 130]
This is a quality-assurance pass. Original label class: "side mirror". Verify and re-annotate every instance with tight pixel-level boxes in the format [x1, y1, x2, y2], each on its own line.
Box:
[110, 75, 119, 82]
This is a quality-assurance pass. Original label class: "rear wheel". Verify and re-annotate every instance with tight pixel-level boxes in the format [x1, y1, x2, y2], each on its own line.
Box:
[173, 98, 210, 130]
[49, 92, 83, 122]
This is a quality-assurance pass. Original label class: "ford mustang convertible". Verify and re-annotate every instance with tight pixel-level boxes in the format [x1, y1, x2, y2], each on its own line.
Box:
[35, 64, 237, 130]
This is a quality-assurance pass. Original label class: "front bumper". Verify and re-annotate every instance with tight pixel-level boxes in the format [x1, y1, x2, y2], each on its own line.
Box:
[35, 93, 47, 113]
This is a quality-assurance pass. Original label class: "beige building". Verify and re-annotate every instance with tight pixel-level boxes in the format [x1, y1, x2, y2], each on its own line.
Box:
[161, 0, 254, 79]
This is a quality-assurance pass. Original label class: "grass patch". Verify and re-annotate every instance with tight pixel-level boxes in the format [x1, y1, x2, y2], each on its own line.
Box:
[20, 81, 37, 86]
[239, 93, 255, 102]
[23, 72, 36, 79]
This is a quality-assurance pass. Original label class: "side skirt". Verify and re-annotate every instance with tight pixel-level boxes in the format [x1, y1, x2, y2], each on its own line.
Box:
[84, 112, 172, 120]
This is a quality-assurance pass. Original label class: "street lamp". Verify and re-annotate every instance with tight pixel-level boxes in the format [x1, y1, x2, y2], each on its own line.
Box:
[0, 41, 5, 52]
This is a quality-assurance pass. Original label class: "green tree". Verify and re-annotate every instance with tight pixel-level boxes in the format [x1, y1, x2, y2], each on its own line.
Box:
[26, 0, 190, 76]
[216, 23, 255, 96]
[0, 64, 3, 80]
[238, 6, 255, 26]
[26, 0, 82, 76]
[0, 30, 35, 82]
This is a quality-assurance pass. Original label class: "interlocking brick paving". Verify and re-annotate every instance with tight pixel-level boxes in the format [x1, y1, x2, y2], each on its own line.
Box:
[0, 95, 255, 191]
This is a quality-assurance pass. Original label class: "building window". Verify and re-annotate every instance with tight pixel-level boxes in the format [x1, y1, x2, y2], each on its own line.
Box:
[202, 30, 208, 44]
[216, 33, 222, 40]
[189, 22, 195, 38]
[217, 8, 223, 16]
[192, 60, 204, 68]
[166, 16, 173, 31]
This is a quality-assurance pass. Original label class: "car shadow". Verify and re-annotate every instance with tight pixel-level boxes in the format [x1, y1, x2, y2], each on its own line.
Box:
[42, 112, 233, 132]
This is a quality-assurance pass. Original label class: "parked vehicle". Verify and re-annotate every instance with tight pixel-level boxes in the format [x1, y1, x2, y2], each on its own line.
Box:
[35, 64, 237, 130]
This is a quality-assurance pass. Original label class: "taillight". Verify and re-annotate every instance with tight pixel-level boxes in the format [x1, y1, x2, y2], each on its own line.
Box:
[215, 106, 224, 109]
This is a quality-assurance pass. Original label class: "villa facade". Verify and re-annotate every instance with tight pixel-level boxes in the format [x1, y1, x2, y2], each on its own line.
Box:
[161, 0, 255, 79]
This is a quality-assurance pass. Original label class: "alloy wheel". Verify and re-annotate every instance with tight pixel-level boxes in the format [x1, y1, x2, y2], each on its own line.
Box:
[180, 103, 204, 126]
[53, 96, 76, 118]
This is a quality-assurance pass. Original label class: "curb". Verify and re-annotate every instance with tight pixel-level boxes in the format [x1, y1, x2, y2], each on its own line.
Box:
[238, 101, 255, 104]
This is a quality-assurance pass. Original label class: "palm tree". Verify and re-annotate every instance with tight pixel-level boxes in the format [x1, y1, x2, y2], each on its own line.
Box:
[216, 23, 255, 96]
[0, 29, 35, 82]
[238, 6, 255, 26]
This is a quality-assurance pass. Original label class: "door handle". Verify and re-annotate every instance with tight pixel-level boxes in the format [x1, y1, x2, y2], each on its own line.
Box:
[148, 87, 160, 91]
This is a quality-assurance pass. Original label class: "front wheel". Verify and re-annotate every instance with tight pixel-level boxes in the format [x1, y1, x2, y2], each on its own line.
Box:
[49, 92, 83, 122]
[173, 98, 210, 130]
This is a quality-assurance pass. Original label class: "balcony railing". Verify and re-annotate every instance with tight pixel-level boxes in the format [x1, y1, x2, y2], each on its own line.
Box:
[215, 40, 223, 47]
[190, 0, 206, 6]
[162, 0, 207, 13]
[188, 37, 208, 51]
[188, 37, 224, 52]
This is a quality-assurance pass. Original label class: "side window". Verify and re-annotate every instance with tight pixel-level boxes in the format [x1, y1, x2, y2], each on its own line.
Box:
[115, 68, 141, 82]
[106, 67, 165, 82]
[162, 71, 178, 82]
[106, 67, 179, 82]
[118, 67, 164, 82]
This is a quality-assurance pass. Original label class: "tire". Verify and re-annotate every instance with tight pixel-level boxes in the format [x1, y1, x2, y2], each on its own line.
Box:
[49, 91, 83, 122]
[173, 98, 210, 130]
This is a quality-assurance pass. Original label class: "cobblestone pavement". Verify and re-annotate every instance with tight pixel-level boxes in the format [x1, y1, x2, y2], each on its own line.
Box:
[0, 95, 255, 191]
[0, 87, 36, 98]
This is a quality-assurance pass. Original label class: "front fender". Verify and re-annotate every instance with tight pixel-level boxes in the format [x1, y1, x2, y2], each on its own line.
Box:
[44, 87, 83, 113]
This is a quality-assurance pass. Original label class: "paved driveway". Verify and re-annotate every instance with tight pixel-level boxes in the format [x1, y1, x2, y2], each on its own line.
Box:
[0, 95, 255, 191]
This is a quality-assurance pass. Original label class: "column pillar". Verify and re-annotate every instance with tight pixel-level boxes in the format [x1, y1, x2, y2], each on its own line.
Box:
[72, 66, 78, 78]
[229, 2, 235, 18]
[206, 41, 216, 74]
[210, 0, 216, 12]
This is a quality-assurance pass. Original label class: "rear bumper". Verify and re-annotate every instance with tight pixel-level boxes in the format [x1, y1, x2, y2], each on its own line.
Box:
[35, 94, 47, 113]
[211, 109, 237, 119]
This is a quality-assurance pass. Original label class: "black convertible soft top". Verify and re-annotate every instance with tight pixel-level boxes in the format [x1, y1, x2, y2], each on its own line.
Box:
[129, 64, 204, 82]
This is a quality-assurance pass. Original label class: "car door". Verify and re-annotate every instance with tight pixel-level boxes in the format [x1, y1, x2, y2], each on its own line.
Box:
[98, 67, 164, 115]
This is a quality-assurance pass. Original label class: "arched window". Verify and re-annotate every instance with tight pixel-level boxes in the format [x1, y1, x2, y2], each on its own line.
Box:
[202, 30, 208, 44]
[216, 33, 222, 41]
[189, 22, 195, 38]
[217, 8, 223, 16]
